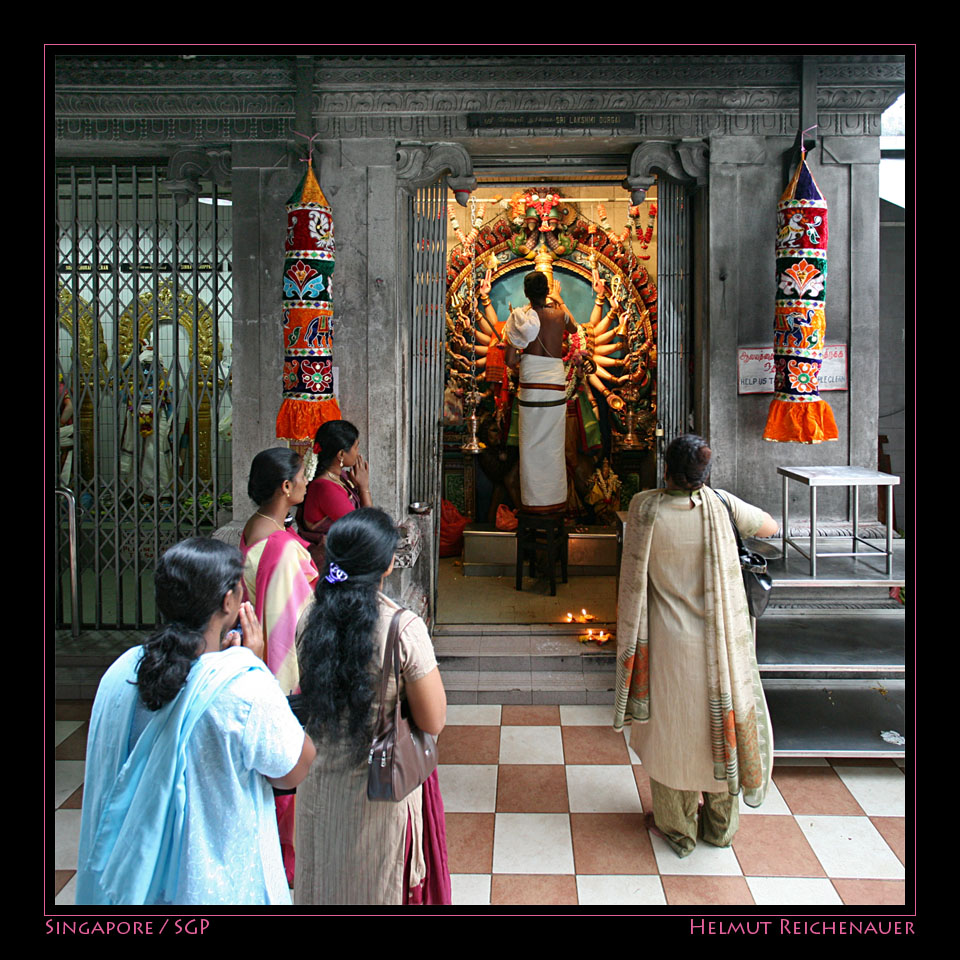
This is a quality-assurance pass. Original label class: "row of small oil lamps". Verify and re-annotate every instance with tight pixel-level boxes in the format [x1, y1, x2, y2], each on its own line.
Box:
[565, 609, 612, 645]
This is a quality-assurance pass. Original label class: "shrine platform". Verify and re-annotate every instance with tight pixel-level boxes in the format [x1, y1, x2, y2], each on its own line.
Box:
[462, 522, 618, 577]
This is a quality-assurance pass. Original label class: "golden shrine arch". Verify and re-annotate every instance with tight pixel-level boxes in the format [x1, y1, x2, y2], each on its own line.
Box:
[442, 184, 661, 523]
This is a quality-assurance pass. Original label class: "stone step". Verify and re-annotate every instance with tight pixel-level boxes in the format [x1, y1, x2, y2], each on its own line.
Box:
[436, 630, 616, 705]
[433, 623, 615, 636]
[441, 668, 616, 706]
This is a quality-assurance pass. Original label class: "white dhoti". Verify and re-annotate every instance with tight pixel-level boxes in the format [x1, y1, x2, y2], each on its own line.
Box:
[517, 354, 567, 513]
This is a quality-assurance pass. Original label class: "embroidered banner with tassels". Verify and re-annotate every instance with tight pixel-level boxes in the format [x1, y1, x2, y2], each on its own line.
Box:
[275, 159, 342, 441]
[762, 148, 838, 444]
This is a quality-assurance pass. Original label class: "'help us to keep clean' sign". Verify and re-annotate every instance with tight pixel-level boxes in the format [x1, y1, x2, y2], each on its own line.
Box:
[737, 344, 847, 395]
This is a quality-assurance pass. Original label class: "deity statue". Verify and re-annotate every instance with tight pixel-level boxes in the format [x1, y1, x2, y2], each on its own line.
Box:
[58, 373, 74, 487]
[119, 341, 175, 494]
[475, 414, 521, 523]
[585, 457, 622, 525]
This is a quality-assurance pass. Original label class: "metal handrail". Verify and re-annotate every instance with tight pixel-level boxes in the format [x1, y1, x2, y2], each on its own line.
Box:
[55, 486, 80, 640]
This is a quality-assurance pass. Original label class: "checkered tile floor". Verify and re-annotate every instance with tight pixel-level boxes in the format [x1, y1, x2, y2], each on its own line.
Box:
[53, 701, 907, 907]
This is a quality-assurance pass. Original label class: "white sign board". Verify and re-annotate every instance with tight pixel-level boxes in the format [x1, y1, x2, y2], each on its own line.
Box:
[737, 344, 847, 395]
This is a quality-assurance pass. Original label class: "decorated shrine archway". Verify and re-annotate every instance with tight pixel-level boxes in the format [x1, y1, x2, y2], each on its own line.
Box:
[400, 141, 705, 624]
[441, 180, 662, 529]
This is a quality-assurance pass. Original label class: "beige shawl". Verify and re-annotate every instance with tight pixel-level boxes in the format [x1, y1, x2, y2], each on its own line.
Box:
[613, 488, 773, 806]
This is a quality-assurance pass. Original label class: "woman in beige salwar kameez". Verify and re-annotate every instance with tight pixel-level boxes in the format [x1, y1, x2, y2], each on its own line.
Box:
[294, 508, 447, 905]
[614, 435, 778, 858]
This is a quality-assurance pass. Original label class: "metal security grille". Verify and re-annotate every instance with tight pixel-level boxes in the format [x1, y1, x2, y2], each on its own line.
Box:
[655, 177, 694, 478]
[55, 164, 233, 629]
[408, 180, 448, 507]
[407, 179, 448, 616]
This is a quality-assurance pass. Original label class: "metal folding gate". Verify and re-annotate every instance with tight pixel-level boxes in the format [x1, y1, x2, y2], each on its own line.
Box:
[655, 176, 695, 477]
[54, 164, 233, 629]
[407, 179, 448, 613]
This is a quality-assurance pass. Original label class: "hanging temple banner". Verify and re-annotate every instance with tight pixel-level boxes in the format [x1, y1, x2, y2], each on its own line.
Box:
[275, 161, 342, 444]
[763, 150, 838, 444]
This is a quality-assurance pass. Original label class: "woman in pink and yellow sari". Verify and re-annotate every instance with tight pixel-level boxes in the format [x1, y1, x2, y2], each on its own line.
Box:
[241, 447, 319, 885]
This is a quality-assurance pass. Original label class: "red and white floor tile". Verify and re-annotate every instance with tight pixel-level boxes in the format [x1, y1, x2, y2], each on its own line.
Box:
[53, 700, 907, 907]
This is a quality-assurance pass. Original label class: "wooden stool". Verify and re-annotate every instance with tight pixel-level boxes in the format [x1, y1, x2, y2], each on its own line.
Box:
[515, 513, 568, 596]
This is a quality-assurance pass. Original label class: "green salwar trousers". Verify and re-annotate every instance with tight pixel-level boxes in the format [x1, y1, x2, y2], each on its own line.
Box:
[648, 777, 740, 859]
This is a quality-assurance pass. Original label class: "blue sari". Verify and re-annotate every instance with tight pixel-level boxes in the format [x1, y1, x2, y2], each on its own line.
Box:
[76, 646, 277, 905]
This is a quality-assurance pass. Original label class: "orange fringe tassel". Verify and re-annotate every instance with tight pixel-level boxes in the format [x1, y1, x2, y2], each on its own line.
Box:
[275, 397, 343, 442]
[763, 398, 838, 444]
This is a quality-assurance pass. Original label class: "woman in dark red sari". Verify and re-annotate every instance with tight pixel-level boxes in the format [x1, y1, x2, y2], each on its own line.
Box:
[297, 420, 372, 569]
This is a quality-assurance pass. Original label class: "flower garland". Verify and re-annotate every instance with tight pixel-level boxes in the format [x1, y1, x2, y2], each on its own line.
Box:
[449, 203, 486, 248]
[562, 326, 589, 401]
[627, 203, 657, 247]
[303, 448, 319, 482]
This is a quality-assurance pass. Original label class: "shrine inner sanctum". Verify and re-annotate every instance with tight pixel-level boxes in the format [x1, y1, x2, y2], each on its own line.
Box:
[436, 176, 668, 618]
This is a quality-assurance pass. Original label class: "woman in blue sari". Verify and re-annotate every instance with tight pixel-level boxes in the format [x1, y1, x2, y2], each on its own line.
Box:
[76, 537, 316, 905]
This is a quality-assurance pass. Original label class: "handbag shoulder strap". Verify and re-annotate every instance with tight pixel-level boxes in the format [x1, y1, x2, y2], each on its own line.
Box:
[712, 489, 746, 552]
[389, 610, 421, 700]
[373, 608, 407, 735]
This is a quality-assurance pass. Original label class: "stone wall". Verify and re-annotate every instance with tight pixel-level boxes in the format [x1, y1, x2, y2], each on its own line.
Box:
[229, 139, 405, 523]
[704, 135, 882, 522]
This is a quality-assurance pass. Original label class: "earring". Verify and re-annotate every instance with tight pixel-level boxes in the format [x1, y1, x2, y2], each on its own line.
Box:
[339, 454, 344, 468]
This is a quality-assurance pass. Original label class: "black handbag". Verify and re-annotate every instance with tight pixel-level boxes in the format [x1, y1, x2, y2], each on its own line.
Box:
[715, 491, 773, 619]
[367, 608, 439, 802]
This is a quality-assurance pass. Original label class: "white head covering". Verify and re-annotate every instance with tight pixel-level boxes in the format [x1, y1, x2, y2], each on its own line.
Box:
[504, 305, 541, 349]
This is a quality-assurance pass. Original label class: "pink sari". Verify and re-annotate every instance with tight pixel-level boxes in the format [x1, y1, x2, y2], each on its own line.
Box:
[240, 527, 319, 885]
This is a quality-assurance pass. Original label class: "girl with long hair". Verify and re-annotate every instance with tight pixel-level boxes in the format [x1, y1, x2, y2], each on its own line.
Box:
[294, 508, 450, 905]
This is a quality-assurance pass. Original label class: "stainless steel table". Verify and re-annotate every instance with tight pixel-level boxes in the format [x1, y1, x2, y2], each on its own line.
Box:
[778, 466, 900, 577]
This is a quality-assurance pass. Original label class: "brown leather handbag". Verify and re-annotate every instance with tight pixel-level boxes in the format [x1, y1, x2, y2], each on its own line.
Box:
[367, 609, 439, 802]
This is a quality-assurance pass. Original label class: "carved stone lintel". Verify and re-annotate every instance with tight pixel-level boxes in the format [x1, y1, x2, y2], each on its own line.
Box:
[396, 142, 477, 206]
[163, 146, 232, 206]
[622, 139, 709, 204]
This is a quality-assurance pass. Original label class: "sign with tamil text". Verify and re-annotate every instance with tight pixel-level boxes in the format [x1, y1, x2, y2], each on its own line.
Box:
[466, 112, 630, 129]
[738, 343, 847, 394]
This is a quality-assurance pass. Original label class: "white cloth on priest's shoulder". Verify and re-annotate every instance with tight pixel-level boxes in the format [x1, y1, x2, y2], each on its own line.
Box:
[504, 305, 540, 349]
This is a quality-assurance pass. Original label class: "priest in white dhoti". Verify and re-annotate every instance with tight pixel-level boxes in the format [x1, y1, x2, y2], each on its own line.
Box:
[504, 270, 579, 515]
